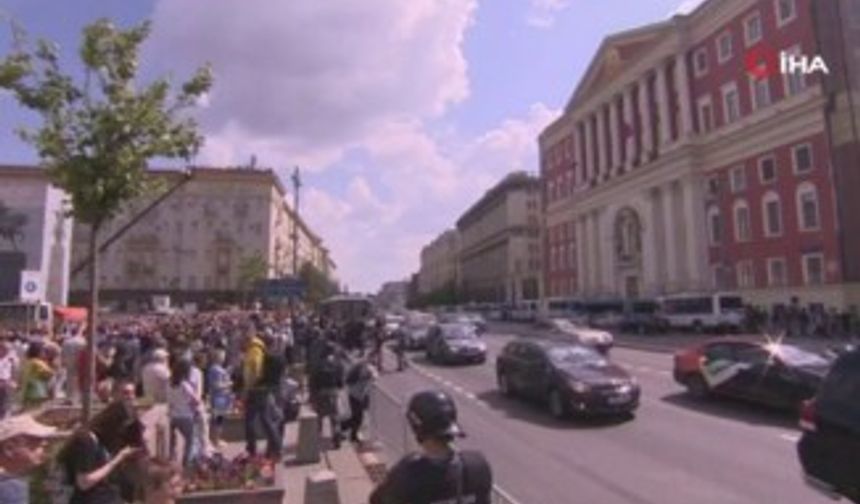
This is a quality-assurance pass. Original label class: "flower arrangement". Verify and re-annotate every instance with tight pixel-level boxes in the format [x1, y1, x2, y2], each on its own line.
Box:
[183, 453, 276, 493]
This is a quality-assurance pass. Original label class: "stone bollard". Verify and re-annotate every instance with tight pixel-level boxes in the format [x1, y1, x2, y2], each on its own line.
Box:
[296, 406, 321, 463]
[304, 470, 341, 504]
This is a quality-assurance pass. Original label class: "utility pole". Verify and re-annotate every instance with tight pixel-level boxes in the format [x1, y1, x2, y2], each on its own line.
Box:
[291, 166, 302, 278]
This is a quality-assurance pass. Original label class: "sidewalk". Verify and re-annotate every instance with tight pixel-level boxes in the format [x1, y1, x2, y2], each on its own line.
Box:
[613, 331, 858, 354]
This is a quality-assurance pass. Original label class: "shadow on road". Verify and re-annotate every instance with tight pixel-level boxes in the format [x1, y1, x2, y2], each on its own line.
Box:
[475, 389, 635, 430]
[409, 355, 489, 369]
[660, 392, 798, 429]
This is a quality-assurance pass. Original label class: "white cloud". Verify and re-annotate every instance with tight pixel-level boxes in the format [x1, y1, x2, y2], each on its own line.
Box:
[672, 0, 706, 16]
[526, 0, 569, 29]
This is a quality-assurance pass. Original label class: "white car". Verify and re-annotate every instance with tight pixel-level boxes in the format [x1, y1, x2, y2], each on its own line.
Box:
[536, 318, 614, 354]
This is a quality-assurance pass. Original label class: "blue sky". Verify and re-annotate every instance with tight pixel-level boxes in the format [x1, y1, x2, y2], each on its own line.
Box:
[0, 0, 701, 293]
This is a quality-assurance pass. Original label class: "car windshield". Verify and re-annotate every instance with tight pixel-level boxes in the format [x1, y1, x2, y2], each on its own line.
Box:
[442, 325, 477, 340]
[768, 344, 830, 367]
[547, 345, 606, 366]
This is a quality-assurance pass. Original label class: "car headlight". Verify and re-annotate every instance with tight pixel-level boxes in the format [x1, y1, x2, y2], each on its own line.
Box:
[570, 381, 590, 394]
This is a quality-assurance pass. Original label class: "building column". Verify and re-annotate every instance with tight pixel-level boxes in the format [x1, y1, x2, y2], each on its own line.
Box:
[575, 217, 587, 294]
[624, 86, 636, 172]
[611, 97, 623, 175]
[662, 181, 680, 292]
[574, 121, 585, 189]
[675, 52, 694, 139]
[585, 116, 596, 184]
[643, 189, 660, 295]
[656, 62, 673, 148]
[680, 177, 707, 291]
[591, 210, 603, 296]
[638, 75, 654, 164]
[596, 107, 608, 182]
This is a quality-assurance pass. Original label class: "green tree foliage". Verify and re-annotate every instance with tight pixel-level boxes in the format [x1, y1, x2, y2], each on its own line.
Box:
[299, 261, 338, 306]
[238, 252, 269, 301]
[0, 18, 212, 420]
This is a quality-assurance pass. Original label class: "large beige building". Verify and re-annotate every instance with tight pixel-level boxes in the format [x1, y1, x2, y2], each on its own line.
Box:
[456, 172, 543, 303]
[68, 166, 335, 307]
[417, 229, 460, 296]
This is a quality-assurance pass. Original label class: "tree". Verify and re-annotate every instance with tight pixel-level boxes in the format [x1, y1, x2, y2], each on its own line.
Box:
[238, 253, 269, 307]
[300, 261, 338, 306]
[0, 19, 212, 421]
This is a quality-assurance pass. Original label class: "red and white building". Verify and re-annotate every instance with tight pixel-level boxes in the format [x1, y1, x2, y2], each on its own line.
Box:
[540, 0, 860, 309]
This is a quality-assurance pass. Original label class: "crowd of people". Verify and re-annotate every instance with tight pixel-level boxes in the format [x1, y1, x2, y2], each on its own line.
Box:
[0, 306, 401, 503]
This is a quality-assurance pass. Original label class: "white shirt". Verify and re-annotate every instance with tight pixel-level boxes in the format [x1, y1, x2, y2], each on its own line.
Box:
[0, 353, 18, 383]
[188, 366, 203, 400]
[61, 335, 86, 370]
[141, 362, 170, 403]
[167, 381, 197, 419]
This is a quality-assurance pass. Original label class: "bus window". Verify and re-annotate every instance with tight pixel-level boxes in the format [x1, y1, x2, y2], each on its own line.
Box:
[718, 296, 743, 312]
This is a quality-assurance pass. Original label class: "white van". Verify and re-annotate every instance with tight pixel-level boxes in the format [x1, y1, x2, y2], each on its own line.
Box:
[659, 293, 745, 333]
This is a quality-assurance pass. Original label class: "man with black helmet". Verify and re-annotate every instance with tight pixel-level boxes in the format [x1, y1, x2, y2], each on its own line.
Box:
[369, 389, 492, 504]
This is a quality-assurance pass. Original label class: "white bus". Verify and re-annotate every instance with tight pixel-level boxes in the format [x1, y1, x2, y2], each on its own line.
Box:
[320, 295, 376, 325]
[0, 301, 53, 332]
[659, 293, 745, 333]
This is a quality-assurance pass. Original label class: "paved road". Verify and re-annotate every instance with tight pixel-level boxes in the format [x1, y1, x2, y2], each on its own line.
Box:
[369, 323, 830, 504]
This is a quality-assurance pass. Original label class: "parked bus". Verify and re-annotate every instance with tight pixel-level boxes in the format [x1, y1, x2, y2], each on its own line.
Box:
[320, 294, 376, 325]
[659, 293, 745, 333]
[0, 301, 53, 332]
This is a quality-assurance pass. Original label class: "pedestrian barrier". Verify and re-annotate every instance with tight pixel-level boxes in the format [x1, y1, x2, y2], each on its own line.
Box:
[366, 384, 522, 504]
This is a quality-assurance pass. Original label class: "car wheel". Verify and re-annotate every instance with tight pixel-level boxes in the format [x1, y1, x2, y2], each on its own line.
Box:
[498, 372, 513, 397]
[685, 374, 710, 399]
[548, 389, 567, 419]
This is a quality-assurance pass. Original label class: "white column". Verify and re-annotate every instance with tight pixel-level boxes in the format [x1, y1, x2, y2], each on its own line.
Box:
[624, 86, 636, 171]
[675, 52, 694, 139]
[638, 75, 653, 163]
[575, 217, 587, 294]
[574, 121, 584, 189]
[585, 116, 596, 184]
[656, 62, 673, 148]
[591, 211, 603, 295]
[662, 181, 680, 291]
[596, 107, 608, 182]
[643, 191, 660, 295]
[681, 178, 707, 291]
[611, 98, 623, 175]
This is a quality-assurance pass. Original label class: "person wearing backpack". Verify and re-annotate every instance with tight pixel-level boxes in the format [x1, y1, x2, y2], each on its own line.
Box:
[309, 342, 346, 449]
[343, 358, 377, 443]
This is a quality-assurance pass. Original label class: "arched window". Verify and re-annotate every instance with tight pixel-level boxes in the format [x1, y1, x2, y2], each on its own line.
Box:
[796, 182, 820, 231]
[733, 199, 751, 242]
[707, 206, 722, 245]
[761, 191, 783, 237]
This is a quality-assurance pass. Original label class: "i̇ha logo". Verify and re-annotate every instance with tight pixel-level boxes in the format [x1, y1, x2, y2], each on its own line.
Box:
[745, 44, 829, 78]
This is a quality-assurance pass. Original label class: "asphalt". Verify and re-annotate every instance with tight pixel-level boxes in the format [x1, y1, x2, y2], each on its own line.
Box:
[368, 323, 833, 504]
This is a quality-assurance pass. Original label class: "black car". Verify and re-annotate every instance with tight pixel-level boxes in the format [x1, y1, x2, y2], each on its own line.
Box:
[797, 345, 860, 503]
[425, 323, 487, 365]
[496, 340, 640, 419]
[674, 339, 831, 410]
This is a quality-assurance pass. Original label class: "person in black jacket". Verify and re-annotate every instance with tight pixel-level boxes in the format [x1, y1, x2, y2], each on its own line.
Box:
[370, 390, 492, 504]
[308, 343, 345, 449]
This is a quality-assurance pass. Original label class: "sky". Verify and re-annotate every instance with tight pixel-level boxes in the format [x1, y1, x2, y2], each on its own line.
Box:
[0, 0, 705, 294]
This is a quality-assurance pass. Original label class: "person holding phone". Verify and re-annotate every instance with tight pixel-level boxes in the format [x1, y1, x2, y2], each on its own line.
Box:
[59, 400, 146, 504]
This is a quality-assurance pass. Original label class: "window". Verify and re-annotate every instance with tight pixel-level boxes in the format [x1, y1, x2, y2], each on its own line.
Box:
[734, 200, 752, 242]
[758, 156, 777, 184]
[802, 253, 825, 285]
[783, 45, 807, 96]
[737, 260, 755, 289]
[750, 77, 771, 110]
[730, 166, 747, 193]
[744, 12, 763, 46]
[762, 192, 783, 237]
[706, 175, 721, 198]
[717, 31, 734, 64]
[767, 257, 787, 286]
[188, 276, 197, 290]
[722, 83, 741, 124]
[707, 206, 722, 245]
[796, 183, 821, 231]
[697, 96, 714, 133]
[693, 48, 709, 77]
[775, 0, 797, 27]
[793, 143, 813, 174]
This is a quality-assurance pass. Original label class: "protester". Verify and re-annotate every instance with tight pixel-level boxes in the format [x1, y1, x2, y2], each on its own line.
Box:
[343, 358, 377, 443]
[189, 352, 213, 458]
[60, 400, 145, 504]
[206, 349, 233, 449]
[19, 342, 55, 410]
[309, 342, 346, 449]
[243, 332, 282, 459]
[167, 359, 202, 467]
[0, 339, 20, 419]
[141, 349, 171, 403]
[61, 325, 87, 404]
[0, 414, 59, 504]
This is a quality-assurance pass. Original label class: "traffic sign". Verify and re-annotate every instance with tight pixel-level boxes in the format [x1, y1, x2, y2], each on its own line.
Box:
[19, 270, 44, 302]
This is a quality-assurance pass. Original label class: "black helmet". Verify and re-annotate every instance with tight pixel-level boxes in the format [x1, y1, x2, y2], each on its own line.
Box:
[407, 390, 464, 441]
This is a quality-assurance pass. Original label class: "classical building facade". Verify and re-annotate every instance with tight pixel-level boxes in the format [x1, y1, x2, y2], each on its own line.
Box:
[456, 172, 543, 303]
[0, 166, 74, 305]
[417, 229, 461, 296]
[68, 166, 335, 306]
[541, 0, 860, 309]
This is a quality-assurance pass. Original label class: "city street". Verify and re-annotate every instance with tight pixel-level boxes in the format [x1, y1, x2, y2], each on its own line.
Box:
[373, 322, 831, 504]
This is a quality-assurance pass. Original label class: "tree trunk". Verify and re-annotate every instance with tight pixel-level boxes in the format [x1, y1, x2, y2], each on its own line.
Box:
[82, 223, 100, 422]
